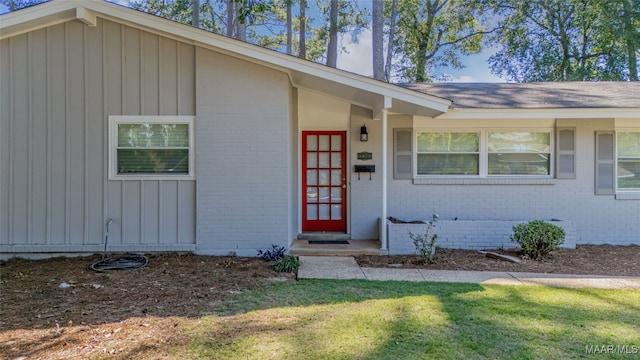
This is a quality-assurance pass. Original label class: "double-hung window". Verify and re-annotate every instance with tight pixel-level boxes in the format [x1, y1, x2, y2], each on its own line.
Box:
[487, 132, 551, 176]
[617, 131, 640, 192]
[415, 130, 552, 177]
[416, 132, 479, 175]
[109, 116, 195, 180]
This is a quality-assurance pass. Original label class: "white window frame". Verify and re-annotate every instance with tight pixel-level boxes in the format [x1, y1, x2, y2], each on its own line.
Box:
[414, 128, 554, 178]
[109, 116, 195, 180]
[414, 130, 480, 177]
[615, 129, 640, 193]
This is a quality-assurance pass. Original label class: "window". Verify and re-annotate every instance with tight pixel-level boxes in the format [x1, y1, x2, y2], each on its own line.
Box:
[415, 130, 552, 177]
[617, 132, 640, 191]
[416, 132, 479, 175]
[487, 132, 550, 176]
[109, 116, 194, 180]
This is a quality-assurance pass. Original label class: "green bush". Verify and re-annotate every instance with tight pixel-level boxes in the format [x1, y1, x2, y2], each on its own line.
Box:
[511, 220, 565, 260]
[408, 213, 439, 263]
[272, 255, 300, 273]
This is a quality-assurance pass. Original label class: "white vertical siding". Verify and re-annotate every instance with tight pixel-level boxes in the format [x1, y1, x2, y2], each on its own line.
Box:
[0, 19, 196, 255]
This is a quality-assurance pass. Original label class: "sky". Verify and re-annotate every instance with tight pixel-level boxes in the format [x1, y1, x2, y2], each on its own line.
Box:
[0, 0, 505, 82]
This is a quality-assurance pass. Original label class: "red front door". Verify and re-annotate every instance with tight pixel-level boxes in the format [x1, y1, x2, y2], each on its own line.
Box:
[302, 131, 347, 232]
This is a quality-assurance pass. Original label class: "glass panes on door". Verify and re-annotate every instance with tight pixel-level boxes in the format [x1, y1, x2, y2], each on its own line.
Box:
[304, 134, 344, 223]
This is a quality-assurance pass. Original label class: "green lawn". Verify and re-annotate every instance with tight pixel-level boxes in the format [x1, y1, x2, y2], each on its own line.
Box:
[178, 280, 640, 359]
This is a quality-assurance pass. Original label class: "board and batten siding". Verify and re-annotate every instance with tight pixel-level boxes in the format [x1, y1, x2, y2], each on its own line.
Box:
[0, 19, 196, 256]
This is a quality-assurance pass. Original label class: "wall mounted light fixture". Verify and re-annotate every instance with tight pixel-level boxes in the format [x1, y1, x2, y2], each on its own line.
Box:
[360, 124, 368, 142]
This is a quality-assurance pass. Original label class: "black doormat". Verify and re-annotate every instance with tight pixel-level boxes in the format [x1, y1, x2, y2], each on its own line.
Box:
[308, 240, 350, 245]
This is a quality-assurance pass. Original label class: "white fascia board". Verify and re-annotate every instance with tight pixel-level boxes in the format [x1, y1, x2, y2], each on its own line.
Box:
[437, 108, 640, 120]
[0, 1, 79, 39]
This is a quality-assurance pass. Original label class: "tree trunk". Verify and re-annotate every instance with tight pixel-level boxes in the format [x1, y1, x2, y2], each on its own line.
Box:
[622, 0, 638, 81]
[326, 0, 339, 67]
[192, 0, 200, 27]
[226, 0, 234, 37]
[286, 0, 292, 55]
[385, 0, 398, 82]
[415, 40, 429, 82]
[372, 0, 385, 80]
[299, 0, 307, 59]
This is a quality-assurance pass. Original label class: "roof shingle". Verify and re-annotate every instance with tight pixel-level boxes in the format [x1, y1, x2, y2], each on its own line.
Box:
[401, 82, 640, 109]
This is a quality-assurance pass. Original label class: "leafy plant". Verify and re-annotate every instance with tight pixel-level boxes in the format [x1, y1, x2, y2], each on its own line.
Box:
[272, 255, 300, 273]
[256, 244, 286, 262]
[408, 213, 439, 263]
[511, 220, 565, 260]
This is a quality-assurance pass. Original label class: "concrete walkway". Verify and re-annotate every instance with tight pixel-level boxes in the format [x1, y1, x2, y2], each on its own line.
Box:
[297, 256, 640, 289]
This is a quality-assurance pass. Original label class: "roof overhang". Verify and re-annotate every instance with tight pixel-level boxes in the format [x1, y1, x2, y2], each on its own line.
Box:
[0, 0, 451, 117]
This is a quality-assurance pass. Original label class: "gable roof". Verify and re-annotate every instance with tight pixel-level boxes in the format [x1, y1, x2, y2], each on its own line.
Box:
[0, 0, 451, 117]
[403, 82, 640, 109]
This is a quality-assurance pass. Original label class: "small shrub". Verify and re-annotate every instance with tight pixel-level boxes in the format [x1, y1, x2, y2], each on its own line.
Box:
[511, 220, 565, 260]
[256, 244, 286, 261]
[408, 213, 439, 263]
[272, 255, 300, 273]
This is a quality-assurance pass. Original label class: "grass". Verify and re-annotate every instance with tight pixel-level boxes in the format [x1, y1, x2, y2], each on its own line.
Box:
[171, 280, 640, 359]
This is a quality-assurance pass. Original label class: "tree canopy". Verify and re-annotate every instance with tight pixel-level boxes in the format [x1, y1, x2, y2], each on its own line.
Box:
[2, 0, 638, 82]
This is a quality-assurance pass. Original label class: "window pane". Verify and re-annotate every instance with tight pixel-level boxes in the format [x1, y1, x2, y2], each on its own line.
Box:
[319, 187, 330, 203]
[117, 149, 189, 174]
[331, 153, 341, 168]
[319, 170, 330, 185]
[319, 135, 330, 151]
[488, 132, 550, 153]
[331, 187, 342, 202]
[306, 135, 317, 150]
[417, 132, 478, 152]
[319, 153, 330, 168]
[307, 187, 318, 202]
[331, 205, 342, 220]
[417, 154, 479, 175]
[331, 135, 341, 151]
[488, 153, 550, 175]
[319, 205, 330, 220]
[617, 132, 640, 190]
[307, 205, 317, 220]
[618, 160, 640, 189]
[118, 124, 189, 148]
[307, 153, 317, 168]
[306, 170, 317, 185]
[618, 132, 640, 157]
[331, 170, 341, 185]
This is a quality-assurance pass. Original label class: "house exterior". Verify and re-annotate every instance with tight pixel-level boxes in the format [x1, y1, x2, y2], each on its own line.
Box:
[1, 0, 639, 259]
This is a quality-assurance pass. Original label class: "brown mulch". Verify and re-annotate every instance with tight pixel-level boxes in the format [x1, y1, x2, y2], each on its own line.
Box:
[0, 246, 638, 359]
[356, 245, 640, 276]
[0, 253, 289, 359]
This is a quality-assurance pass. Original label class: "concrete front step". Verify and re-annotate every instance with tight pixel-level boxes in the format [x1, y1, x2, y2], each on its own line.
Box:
[297, 232, 351, 241]
[290, 239, 386, 256]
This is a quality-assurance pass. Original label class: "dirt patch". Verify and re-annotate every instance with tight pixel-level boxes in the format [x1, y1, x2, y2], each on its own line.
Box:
[356, 245, 640, 276]
[0, 253, 289, 359]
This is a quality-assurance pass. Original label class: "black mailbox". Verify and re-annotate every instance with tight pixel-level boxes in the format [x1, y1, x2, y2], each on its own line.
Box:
[354, 165, 375, 173]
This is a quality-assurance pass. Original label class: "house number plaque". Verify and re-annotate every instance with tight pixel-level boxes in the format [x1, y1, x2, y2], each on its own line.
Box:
[357, 152, 373, 160]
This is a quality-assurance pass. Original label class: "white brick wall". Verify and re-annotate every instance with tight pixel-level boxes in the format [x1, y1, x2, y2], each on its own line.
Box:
[388, 219, 576, 255]
[194, 48, 292, 256]
[386, 119, 640, 247]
